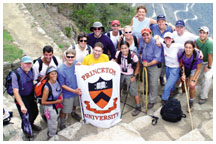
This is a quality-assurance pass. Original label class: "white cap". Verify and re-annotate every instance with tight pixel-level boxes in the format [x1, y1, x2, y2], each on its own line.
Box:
[164, 32, 173, 39]
[199, 26, 209, 33]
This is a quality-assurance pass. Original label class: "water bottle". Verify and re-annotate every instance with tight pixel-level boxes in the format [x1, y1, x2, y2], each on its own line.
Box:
[44, 109, 50, 120]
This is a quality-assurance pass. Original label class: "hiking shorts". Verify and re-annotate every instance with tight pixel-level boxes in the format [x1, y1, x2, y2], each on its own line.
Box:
[62, 96, 79, 113]
[120, 74, 138, 97]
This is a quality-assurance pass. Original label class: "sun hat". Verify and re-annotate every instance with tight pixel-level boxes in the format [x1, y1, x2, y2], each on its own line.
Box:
[21, 56, 33, 64]
[90, 22, 105, 32]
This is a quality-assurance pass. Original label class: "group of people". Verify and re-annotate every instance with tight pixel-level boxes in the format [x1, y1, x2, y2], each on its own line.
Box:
[10, 5, 213, 139]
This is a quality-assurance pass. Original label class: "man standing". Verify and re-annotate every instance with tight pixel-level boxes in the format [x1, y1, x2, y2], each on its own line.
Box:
[88, 21, 116, 59]
[58, 49, 82, 130]
[33, 45, 62, 121]
[12, 56, 41, 137]
[105, 20, 122, 49]
[139, 28, 162, 109]
[150, 15, 173, 86]
[196, 26, 213, 104]
[172, 20, 198, 44]
[82, 42, 109, 65]
[33, 45, 62, 82]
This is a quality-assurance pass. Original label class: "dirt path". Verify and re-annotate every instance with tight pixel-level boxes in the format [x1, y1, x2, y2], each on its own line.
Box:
[3, 3, 62, 58]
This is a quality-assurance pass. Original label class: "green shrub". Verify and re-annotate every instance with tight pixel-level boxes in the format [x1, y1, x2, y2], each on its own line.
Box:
[65, 27, 72, 38]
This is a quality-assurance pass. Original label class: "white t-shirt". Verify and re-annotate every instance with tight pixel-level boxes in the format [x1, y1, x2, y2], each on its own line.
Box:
[33, 56, 62, 80]
[74, 44, 93, 63]
[105, 31, 120, 49]
[172, 31, 198, 45]
[162, 43, 184, 68]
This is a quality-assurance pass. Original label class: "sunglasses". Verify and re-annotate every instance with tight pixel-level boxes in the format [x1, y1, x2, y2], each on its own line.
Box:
[66, 56, 75, 59]
[79, 40, 87, 43]
[93, 28, 101, 31]
[124, 31, 132, 34]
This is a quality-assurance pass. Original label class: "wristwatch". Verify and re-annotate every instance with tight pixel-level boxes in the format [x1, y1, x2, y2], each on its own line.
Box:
[207, 66, 212, 69]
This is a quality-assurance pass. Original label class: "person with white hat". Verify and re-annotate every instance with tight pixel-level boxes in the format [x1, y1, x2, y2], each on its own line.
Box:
[88, 21, 116, 59]
[12, 56, 41, 137]
[195, 26, 213, 104]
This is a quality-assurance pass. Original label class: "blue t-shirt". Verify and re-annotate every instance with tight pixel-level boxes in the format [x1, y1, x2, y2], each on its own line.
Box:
[57, 62, 78, 99]
[12, 67, 34, 97]
[138, 38, 163, 67]
[150, 24, 173, 38]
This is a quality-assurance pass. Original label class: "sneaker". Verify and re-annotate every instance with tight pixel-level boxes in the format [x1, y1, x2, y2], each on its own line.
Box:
[60, 124, 66, 130]
[131, 106, 141, 116]
[31, 124, 41, 131]
[71, 112, 81, 121]
[199, 99, 207, 105]
[147, 103, 154, 109]
[160, 77, 165, 86]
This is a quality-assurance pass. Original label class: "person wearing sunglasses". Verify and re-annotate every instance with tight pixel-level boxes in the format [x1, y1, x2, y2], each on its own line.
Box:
[70, 32, 93, 63]
[138, 28, 163, 109]
[82, 42, 109, 65]
[88, 21, 116, 59]
[41, 66, 63, 139]
[118, 25, 139, 54]
[130, 5, 157, 38]
[57, 49, 82, 130]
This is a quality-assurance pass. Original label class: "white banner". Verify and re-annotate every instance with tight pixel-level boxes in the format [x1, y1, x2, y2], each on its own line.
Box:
[75, 61, 121, 128]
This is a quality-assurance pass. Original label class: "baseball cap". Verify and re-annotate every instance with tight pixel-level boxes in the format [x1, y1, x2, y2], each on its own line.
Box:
[21, 56, 33, 64]
[112, 20, 120, 26]
[164, 32, 173, 39]
[141, 28, 152, 35]
[46, 66, 57, 75]
[199, 26, 209, 33]
[175, 20, 185, 27]
[157, 15, 166, 21]
[90, 22, 105, 32]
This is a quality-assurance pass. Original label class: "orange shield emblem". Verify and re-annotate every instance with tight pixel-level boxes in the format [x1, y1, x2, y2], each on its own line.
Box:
[88, 77, 113, 109]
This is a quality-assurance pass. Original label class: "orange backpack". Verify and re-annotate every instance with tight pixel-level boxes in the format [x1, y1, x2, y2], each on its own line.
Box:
[34, 75, 48, 103]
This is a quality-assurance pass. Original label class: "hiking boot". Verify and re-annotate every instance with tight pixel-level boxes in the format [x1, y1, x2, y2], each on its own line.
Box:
[60, 124, 66, 130]
[31, 124, 41, 131]
[199, 99, 207, 105]
[160, 76, 165, 86]
[148, 103, 155, 109]
[71, 112, 81, 121]
[131, 106, 141, 116]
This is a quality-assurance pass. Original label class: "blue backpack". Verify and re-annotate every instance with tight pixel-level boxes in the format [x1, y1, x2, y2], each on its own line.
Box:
[4, 69, 21, 96]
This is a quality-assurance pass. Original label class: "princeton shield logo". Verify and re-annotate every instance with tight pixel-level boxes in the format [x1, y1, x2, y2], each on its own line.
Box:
[88, 77, 113, 109]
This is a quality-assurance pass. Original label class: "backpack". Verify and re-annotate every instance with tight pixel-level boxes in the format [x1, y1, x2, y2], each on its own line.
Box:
[120, 35, 138, 49]
[107, 30, 122, 38]
[72, 44, 92, 55]
[4, 68, 33, 96]
[34, 79, 59, 113]
[33, 56, 58, 73]
[160, 99, 186, 122]
[34, 75, 49, 103]
[179, 50, 197, 78]
[117, 50, 137, 71]
[3, 108, 13, 125]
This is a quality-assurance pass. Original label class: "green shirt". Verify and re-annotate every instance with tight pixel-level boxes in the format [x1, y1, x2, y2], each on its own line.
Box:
[196, 38, 213, 62]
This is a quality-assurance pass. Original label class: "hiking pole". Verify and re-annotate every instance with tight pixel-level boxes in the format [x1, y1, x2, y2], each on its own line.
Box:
[142, 66, 148, 113]
[182, 66, 194, 130]
[121, 81, 131, 118]
[79, 94, 86, 123]
[119, 100, 158, 125]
